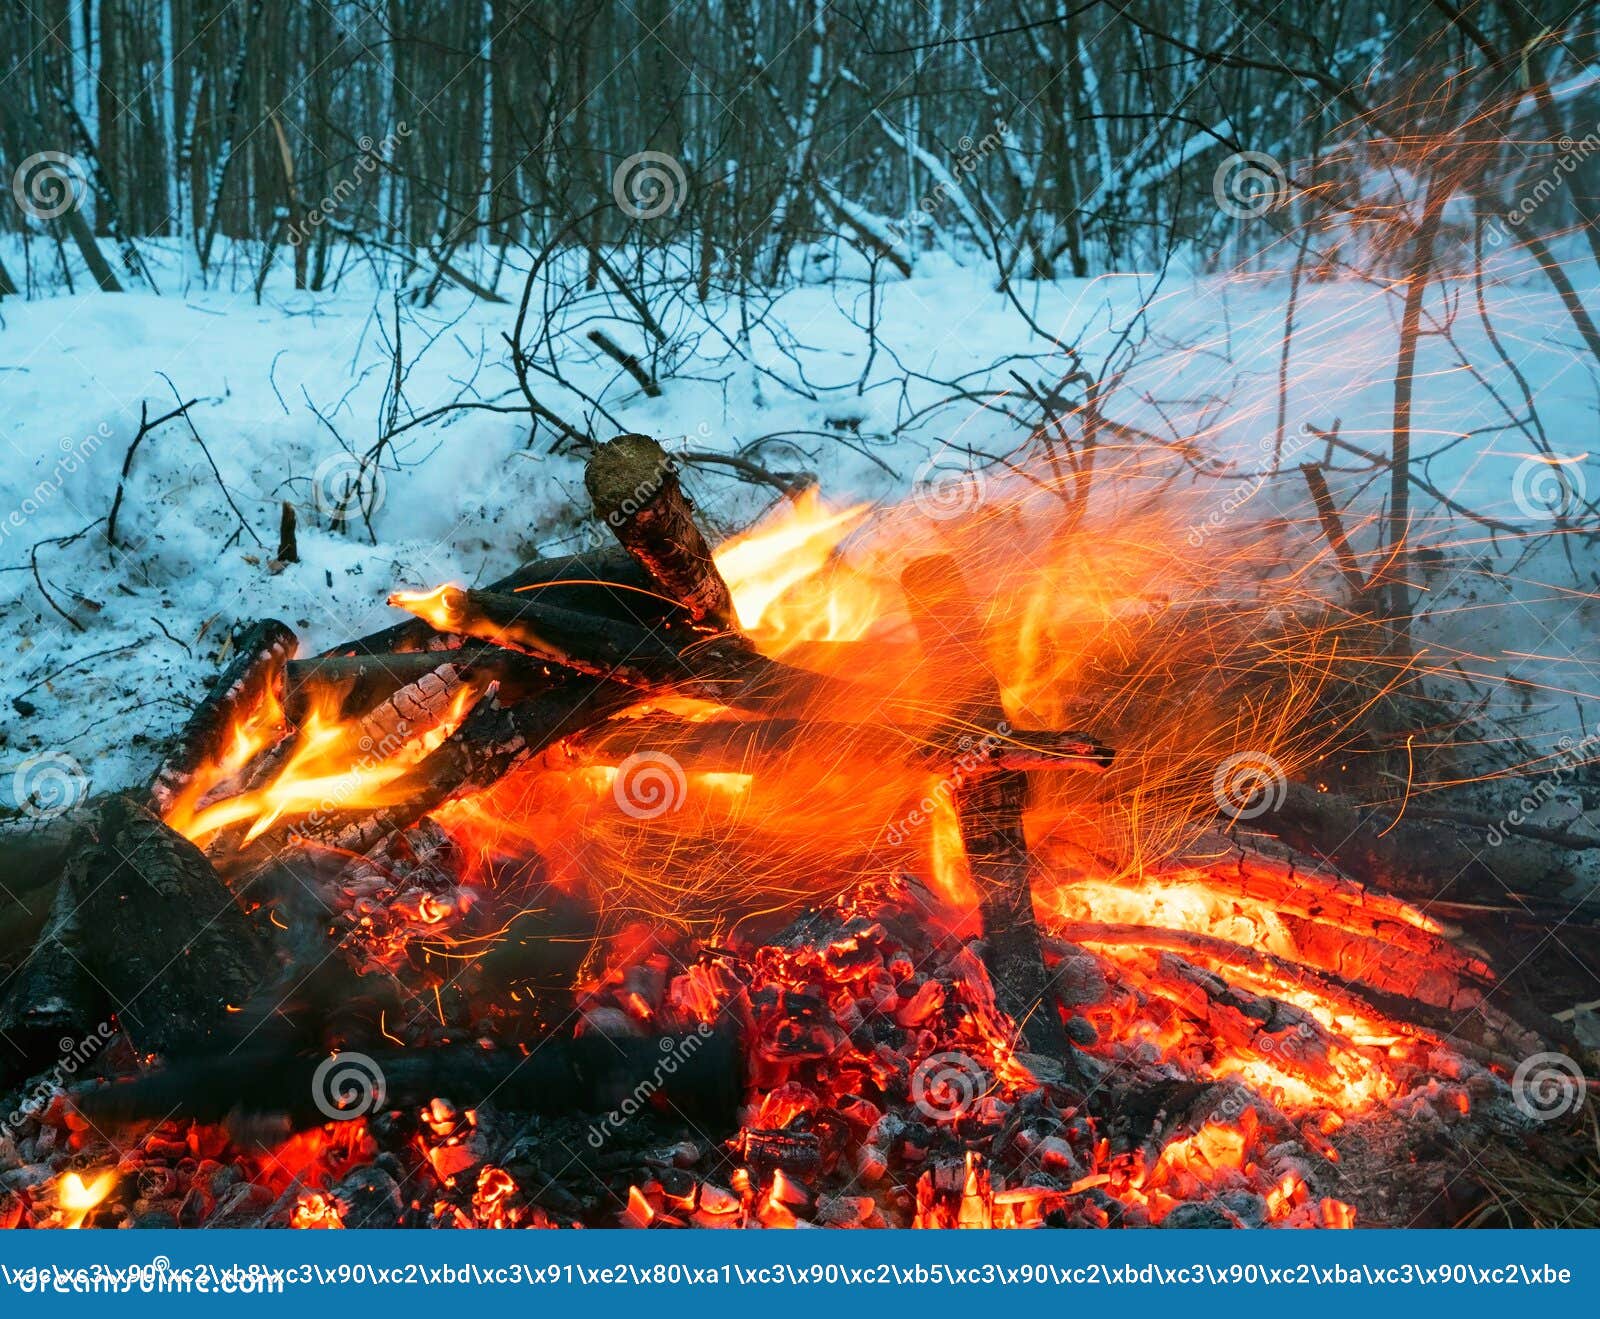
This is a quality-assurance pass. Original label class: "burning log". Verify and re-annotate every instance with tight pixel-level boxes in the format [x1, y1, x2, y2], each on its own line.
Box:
[270, 676, 639, 857]
[76, 1028, 742, 1133]
[900, 554, 1072, 1063]
[389, 586, 850, 713]
[329, 547, 676, 658]
[147, 619, 297, 814]
[279, 646, 544, 728]
[72, 795, 271, 1059]
[585, 433, 737, 630]
[1051, 920, 1548, 1064]
[569, 715, 1113, 777]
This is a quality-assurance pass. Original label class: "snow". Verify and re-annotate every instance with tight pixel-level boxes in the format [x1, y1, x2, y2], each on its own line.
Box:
[2, 235, 1598, 818]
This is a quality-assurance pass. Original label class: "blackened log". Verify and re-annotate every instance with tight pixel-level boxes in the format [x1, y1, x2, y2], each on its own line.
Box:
[1049, 919, 1552, 1066]
[267, 676, 639, 857]
[901, 554, 1071, 1062]
[585, 433, 738, 629]
[1259, 781, 1579, 906]
[276, 500, 298, 564]
[0, 860, 106, 1084]
[72, 795, 271, 1059]
[326, 548, 674, 658]
[147, 619, 297, 814]
[570, 715, 1112, 776]
[75, 1028, 742, 1134]
[280, 646, 546, 727]
[390, 586, 852, 713]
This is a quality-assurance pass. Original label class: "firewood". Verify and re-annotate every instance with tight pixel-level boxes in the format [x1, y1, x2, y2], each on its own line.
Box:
[276, 500, 298, 564]
[328, 547, 677, 658]
[1050, 920, 1550, 1064]
[75, 1028, 742, 1133]
[900, 554, 1072, 1063]
[279, 645, 545, 727]
[147, 619, 298, 814]
[0, 861, 105, 1084]
[584, 433, 738, 629]
[389, 586, 851, 713]
[569, 714, 1113, 777]
[265, 675, 639, 858]
[72, 795, 271, 1059]
[1259, 781, 1582, 906]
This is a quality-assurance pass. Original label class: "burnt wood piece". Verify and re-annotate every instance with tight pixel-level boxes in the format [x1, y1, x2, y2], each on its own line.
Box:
[72, 795, 271, 1059]
[326, 548, 677, 658]
[569, 715, 1113, 776]
[390, 586, 855, 714]
[262, 675, 639, 858]
[1259, 781, 1581, 906]
[1049, 919, 1552, 1066]
[276, 500, 298, 564]
[901, 554, 1071, 1063]
[147, 619, 298, 814]
[196, 656, 504, 862]
[585, 433, 738, 630]
[279, 646, 547, 727]
[75, 1028, 743, 1133]
[0, 861, 106, 1084]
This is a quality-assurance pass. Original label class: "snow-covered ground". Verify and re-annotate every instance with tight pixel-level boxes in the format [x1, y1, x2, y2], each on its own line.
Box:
[3, 237, 1598, 811]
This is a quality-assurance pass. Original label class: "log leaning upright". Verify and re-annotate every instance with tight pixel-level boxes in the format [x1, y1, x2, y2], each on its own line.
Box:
[584, 433, 739, 631]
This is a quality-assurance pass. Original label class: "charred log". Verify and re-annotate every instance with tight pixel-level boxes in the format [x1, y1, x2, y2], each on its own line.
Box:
[390, 586, 851, 713]
[569, 714, 1112, 777]
[0, 863, 106, 1084]
[1050, 920, 1552, 1064]
[72, 796, 272, 1059]
[1257, 782, 1584, 908]
[147, 619, 297, 814]
[280, 646, 545, 728]
[328, 548, 676, 658]
[76, 1028, 743, 1134]
[901, 554, 1072, 1063]
[265, 676, 639, 857]
[584, 433, 738, 630]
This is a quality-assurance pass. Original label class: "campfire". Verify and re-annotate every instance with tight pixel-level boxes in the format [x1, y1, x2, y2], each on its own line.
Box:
[0, 434, 1580, 1230]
